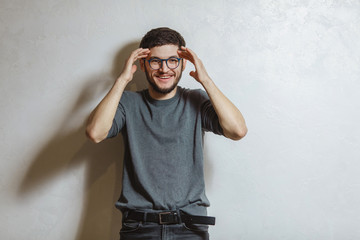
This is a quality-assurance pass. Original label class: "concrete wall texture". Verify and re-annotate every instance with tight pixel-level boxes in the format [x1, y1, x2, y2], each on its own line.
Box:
[1, 0, 359, 239]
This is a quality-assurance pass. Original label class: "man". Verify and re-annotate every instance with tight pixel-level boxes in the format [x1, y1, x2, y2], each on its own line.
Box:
[86, 27, 247, 240]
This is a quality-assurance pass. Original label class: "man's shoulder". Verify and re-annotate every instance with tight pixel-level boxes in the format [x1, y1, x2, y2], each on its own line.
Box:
[119, 89, 146, 107]
[179, 86, 209, 101]
[122, 89, 145, 100]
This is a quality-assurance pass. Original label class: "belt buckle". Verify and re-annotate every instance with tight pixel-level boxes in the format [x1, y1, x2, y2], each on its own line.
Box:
[159, 211, 176, 224]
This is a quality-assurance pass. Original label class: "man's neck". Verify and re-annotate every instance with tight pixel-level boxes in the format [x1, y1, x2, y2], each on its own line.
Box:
[148, 86, 177, 100]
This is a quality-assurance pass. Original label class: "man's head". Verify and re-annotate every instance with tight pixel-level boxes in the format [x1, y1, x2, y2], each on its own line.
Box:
[140, 27, 187, 98]
[140, 27, 186, 49]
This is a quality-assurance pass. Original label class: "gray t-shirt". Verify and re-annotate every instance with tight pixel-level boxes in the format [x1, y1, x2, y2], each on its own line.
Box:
[107, 86, 223, 215]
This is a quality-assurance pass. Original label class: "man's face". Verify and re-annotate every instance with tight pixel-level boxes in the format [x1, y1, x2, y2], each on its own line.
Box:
[141, 44, 186, 96]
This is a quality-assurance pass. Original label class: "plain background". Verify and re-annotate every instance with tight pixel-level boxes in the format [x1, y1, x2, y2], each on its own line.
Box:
[1, 0, 360, 239]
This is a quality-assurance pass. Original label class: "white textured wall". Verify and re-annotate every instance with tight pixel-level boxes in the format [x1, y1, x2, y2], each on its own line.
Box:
[1, 0, 360, 239]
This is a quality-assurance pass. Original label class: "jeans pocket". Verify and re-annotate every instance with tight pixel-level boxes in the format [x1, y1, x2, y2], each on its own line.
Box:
[182, 222, 209, 232]
[120, 220, 142, 233]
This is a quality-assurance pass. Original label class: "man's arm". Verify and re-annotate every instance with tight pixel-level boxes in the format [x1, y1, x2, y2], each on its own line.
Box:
[86, 48, 150, 143]
[178, 47, 247, 140]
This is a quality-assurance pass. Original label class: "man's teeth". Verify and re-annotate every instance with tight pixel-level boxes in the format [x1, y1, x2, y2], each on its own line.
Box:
[159, 76, 171, 79]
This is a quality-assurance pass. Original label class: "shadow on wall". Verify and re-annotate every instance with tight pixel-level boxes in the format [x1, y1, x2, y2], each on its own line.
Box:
[17, 41, 146, 240]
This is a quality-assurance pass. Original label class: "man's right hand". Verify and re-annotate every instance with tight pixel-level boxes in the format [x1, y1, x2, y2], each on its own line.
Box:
[119, 48, 150, 83]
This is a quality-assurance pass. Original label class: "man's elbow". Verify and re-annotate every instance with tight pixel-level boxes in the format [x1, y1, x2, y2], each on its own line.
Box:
[85, 127, 107, 143]
[226, 125, 248, 141]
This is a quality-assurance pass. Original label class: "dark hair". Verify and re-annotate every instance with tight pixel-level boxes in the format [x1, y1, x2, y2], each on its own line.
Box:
[139, 27, 186, 49]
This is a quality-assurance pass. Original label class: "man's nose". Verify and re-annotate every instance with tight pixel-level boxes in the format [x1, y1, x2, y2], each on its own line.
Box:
[159, 60, 169, 72]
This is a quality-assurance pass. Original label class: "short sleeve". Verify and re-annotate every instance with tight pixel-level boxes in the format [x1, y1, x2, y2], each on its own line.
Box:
[197, 90, 224, 136]
[107, 101, 126, 138]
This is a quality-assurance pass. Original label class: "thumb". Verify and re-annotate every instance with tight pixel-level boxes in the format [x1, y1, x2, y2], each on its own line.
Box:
[131, 65, 137, 74]
[190, 71, 196, 78]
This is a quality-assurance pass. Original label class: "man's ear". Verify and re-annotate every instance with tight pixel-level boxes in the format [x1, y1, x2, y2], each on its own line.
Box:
[181, 59, 187, 71]
[140, 59, 145, 72]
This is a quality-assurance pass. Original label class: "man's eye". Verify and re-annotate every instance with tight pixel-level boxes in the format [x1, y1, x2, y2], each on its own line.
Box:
[151, 59, 161, 64]
[168, 58, 178, 63]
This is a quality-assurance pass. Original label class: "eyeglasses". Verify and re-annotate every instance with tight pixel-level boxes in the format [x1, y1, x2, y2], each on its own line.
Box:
[146, 57, 182, 70]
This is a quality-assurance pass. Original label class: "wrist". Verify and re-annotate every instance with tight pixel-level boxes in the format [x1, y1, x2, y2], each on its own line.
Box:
[116, 74, 131, 85]
[200, 76, 213, 88]
[114, 75, 130, 90]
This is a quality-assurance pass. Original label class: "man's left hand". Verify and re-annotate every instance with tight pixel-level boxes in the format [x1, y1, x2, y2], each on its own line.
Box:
[178, 46, 211, 84]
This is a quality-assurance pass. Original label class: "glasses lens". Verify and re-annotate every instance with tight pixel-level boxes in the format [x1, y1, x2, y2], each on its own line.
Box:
[149, 59, 162, 70]
[167, 57, 180, 69]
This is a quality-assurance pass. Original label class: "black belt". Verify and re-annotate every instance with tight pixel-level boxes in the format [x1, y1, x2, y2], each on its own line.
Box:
[125, 210, 215, 225]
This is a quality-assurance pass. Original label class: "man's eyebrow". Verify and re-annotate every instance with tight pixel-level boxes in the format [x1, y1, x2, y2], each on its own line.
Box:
[149, 55, 179, 59]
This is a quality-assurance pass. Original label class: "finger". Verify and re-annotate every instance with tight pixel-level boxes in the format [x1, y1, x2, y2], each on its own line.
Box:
[178, 47, 197, 61]
[132, 48, 149, 57]
[130, 48, 150, 63]
[137, 49, 150, 58]
[178, 47, 190, 55]
[136, 54, 149, 60]
[138, 49, 150, 57]
[127, 49, 141, 63]
[131, 48, 145, 57]
[131, 65, 137, 74]
[183, 47, 198, 60]
[138, 48, 150, 55]
[178, 50, 193, 62]
[178, 49, 189, 56]
[189, 71, 198, 80]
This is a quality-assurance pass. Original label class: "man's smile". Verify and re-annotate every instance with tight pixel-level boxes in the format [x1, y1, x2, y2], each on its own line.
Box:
[155, 74, 175, 82]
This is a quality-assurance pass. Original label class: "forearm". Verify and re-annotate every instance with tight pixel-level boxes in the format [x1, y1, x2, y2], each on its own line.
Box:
[201, 78, 247, 140]
[86, 77, 128, 143]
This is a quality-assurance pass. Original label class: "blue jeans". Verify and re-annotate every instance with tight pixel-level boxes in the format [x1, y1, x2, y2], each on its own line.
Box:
[120, 221, 210, 240]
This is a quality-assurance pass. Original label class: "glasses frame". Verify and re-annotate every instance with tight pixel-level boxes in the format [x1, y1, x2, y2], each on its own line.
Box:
[146, 57, 182, 70]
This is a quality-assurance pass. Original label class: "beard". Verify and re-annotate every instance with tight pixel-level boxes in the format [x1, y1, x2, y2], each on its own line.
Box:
[144, 62, 183, 95]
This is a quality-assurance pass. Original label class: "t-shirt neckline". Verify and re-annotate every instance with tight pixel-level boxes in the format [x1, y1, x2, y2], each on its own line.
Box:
[144, 87, 182, 106]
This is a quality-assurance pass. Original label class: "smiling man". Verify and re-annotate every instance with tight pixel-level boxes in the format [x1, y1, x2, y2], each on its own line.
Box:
[86, 27, 247, 240]
[142, 44, 184, 96]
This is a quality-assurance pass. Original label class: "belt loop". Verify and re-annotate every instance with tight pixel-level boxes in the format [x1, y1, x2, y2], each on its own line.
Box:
[176, 209, 182, 224]
[143, 211, 147, 223]
[123, 210, 129, 221]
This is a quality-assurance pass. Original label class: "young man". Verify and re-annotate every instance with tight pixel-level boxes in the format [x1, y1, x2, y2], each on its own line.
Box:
[86, 27, 247, 240]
